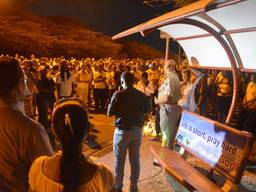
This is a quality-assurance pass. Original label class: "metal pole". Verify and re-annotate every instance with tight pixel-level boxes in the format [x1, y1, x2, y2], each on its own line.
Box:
[178, 45, 181, 65]
[165, 37, 170, 62]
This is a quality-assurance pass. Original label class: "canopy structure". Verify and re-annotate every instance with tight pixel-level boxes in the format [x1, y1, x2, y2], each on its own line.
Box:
[112, 0, 256, 124]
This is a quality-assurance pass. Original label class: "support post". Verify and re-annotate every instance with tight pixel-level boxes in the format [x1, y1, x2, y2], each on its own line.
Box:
[165, 37, 170, 62]
[178, 45, 181, 65]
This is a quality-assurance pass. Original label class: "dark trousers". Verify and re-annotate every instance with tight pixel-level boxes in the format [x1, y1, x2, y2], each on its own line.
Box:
[93, 88, 106, 112]
[37, 95, 55, 129]
[37, 97, 53, 129]
[237, 109, 256, 135]
[154, 106, 161, 136]
[216, 96, 232, 123]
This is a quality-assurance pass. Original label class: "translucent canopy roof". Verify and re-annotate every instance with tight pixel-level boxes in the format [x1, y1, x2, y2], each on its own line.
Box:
[112, 0, 256, 72]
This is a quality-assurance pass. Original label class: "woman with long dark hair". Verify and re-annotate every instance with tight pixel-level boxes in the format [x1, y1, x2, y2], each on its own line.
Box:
[29, 98, 114, 192]
[56, 60, 74, 99]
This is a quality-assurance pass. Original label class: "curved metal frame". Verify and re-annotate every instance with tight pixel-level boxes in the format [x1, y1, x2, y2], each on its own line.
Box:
[199, 13, 244, 69]
[173, 18, 239, 125]
[139, 17, 239, 124]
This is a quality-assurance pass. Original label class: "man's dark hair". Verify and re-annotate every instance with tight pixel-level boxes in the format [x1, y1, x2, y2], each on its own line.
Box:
[0, 57, 22, 97]
[121, 71, 135, 86]
[141, 71, 148, 80]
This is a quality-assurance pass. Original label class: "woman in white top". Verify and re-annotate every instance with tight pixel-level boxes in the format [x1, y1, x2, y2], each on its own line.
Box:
[76, 64, 92, 106]
[29, 98, 114, 192]
[56, 60, 74, 99]
[178, 69, 194, 111]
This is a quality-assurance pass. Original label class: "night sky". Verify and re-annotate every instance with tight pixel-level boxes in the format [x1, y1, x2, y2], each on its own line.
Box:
[27, 0, 176, 52]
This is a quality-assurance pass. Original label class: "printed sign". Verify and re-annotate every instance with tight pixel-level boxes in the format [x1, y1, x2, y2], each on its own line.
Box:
[176, 111, 248, 178]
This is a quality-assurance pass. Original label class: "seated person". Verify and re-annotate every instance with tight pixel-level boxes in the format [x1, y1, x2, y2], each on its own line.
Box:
[29, 98, 114, 192]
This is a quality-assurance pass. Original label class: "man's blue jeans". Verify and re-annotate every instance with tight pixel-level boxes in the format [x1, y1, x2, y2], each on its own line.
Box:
[113, 127, 142, 191]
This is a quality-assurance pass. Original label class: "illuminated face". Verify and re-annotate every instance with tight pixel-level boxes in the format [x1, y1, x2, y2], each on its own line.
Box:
[164, 60, 174, 74]
[182, 72, 190, 83]
[81, 64, 86, 71]
[163, 62, 172, 75]
[18, 69, 31, 101]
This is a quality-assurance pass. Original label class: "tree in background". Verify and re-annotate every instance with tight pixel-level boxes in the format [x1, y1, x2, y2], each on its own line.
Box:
[143, 0, 198, 8]
[143, 0, 173, 7]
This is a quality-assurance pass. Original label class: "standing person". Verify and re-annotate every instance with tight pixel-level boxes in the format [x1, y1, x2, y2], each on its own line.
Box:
[93, 63, 107, 113]
[29, 98, 114, 192]
[178, 69, 194, 111]
[215, 71, 232, 123]
[146, 62, 161, 96]
[23, 60, 39, 119]
[237, 74, 256, 135]
[49, 64, 59, 101]
[56, 60, 75, 99]
[108, 72, 151, 192]
[86, 63, 94, 107]
[0, 57, 53, 191]
[49, 64, 59, 83]
[135, 71, 154, 97]
[37, 68, 56, 129]
[154, 59, 181, 148]
[106, 65, 118, 104]
[76, 63, 92, 106]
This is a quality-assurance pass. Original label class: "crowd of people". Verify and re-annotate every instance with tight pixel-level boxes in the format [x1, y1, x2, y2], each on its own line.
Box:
[0, 53, 255, 192]
[1, 53, 256, 135]
[11, 54, 164, 127]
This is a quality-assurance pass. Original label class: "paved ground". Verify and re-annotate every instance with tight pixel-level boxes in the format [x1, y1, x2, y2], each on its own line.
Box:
[82, 113, 174, 192]
[97, 136, 174, 192]
[82, 113, 115, 156]
[82, 113, 256, 192]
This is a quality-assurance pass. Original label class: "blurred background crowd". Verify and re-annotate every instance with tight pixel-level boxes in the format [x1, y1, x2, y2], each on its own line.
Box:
[1, 53, 255, 138]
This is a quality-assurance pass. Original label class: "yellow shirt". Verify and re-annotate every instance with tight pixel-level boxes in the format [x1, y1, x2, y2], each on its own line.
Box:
[76, 70, 92, 88]
[146, 69, 160, 83]
[93, 71, 106, 89]
[215, 71, 223, 85]
[106, 71, 116, 89]
[29, 156, 114, 192]
[216, 72, 232, 96]
[218, 83, 232, 96]
[243, 82, 256, 104]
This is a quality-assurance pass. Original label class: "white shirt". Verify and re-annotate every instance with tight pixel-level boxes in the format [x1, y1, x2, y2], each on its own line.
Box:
[56, 72, 74, 97]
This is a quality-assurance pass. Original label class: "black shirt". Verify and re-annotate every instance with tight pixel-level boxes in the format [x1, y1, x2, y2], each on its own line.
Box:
[108, 87, 150, 129]
[37, 77, 55, 101]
